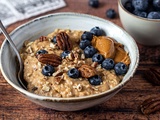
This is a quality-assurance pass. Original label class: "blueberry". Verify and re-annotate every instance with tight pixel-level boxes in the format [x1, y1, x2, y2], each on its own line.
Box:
[84, 45, 97, 58]
[153, 0, 160, 11]
[149, 0, 153, 4]
[42, 65, 54, 76]
[61, 51, 70, 59]
[102, 58, 115, 70]
[88, 0, 99, 8]
[79, 39, 91, 50]
[92, 53, 104, 64]
[68, 68, 80, 78]
[133, 10, 147, 18]
[146, 5, 156, 13]
[114, 62, 128, 75]
[147, 11, 160, 19]
[81, 31, 93, 41]
[132, 0, 149, 11]
[36, 49, 48, 56]
[88, 75, 102, 85]
[124, 1, 134, 13]
[51, 36, 57, 43]
[106, 9, 116, 19]
[90, 26, 103, 36]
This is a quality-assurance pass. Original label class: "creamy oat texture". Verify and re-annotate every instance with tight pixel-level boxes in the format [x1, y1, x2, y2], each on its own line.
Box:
[20, 29, 129, 98]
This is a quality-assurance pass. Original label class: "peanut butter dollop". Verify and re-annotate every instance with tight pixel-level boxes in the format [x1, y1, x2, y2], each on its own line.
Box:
[114, 43, 130, 65]
[92, 36, 115, 58]
[92, 36, 130, 65]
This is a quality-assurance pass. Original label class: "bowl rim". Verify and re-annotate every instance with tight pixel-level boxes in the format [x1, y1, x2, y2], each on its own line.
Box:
[118, 0, 160, 22]
[0, 12, 139, 102]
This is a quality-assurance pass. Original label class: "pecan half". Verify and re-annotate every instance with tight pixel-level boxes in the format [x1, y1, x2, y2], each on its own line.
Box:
[140, 95, 160, 115]
[56, 32, 72, 50]
[39, 36, 47, 42]
[144, 68, 160, 86]
[78, 64, 96, 78]
[37, 54, 62, 67]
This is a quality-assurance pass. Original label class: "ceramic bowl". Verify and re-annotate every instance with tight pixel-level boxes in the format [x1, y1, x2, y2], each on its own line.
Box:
[118, 0, 160, 46]
[0, 12, 139, 111]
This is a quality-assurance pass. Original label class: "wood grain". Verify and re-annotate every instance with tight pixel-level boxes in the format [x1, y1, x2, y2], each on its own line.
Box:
[0, 0, 160, 119]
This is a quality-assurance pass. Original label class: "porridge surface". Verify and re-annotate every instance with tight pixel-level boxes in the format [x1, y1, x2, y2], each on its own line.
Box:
[20, 28, 130, 98]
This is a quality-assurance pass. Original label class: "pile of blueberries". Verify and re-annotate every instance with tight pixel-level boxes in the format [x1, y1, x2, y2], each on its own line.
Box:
[36, 27, 128, 86]
[124, 0, 160, 19]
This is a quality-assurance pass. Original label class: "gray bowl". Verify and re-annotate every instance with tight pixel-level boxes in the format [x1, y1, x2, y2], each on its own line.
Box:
[0, 12, 139, 111]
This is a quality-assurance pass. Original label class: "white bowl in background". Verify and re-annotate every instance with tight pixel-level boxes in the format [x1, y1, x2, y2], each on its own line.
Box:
[118, 0, 160, 46]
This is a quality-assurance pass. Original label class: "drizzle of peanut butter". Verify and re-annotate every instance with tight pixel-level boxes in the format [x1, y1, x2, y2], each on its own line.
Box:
[92, 36, 130, 65]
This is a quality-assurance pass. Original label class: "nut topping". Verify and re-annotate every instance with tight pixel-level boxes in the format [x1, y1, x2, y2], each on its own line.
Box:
[91, 62, 98, 68]
[39, 36, 47, 42]
[140, 95, 160, 115]
[78, 64, 96, 78]
[56, 32, 72, 50]
[54, 75, 64, 84]
[37, 54, 62, 67]
[144, 68, 160, 86]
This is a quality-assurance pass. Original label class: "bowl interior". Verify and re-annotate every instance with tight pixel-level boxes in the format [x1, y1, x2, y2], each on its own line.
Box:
[0, 12, 139, 99]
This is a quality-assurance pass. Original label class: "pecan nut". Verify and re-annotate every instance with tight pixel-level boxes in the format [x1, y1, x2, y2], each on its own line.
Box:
[78, 64, 96, 78]
[56, 32, 72, 50]
[144, 68, 160, 86]
[54, 76, 64, 84]
[37, 54, 62, 67]
[140, 95, 160, 115]
[39, 36, 47, 42]
[91, 62, 98, 68]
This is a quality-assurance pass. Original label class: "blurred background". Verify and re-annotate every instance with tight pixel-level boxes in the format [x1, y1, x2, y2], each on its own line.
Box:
[0, 0, 66, 26]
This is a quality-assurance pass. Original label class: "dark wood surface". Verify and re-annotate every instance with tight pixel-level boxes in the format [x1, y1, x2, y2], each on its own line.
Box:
[0, 0, 160, 119]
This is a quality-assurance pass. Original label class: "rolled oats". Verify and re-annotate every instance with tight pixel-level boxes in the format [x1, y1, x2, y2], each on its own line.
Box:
[20, 29, 129, 98]
[26, 46, 33, 53]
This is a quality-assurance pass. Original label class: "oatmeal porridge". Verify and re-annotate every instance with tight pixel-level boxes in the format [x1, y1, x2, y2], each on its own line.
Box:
[20, 27, 131, 98]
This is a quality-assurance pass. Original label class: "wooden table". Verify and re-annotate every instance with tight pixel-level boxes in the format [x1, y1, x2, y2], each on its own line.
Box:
[0, 0, 160, 119]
